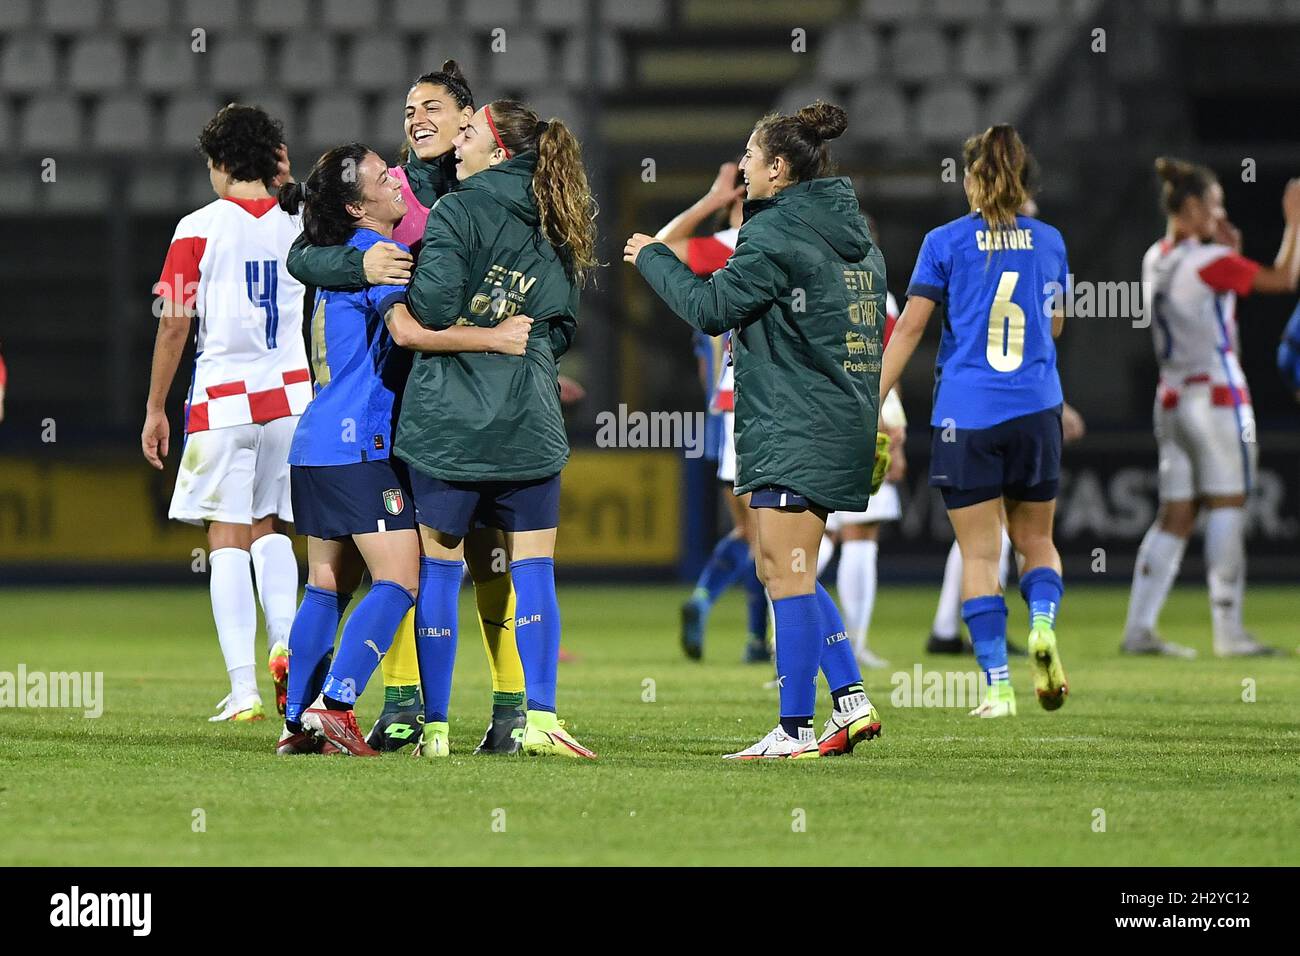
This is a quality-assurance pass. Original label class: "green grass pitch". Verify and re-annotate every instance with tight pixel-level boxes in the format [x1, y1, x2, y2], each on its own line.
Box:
[2, 583, 1297, 866]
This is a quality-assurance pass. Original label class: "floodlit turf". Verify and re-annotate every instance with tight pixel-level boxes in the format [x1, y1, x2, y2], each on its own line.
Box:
[1, 583, 1297, 866]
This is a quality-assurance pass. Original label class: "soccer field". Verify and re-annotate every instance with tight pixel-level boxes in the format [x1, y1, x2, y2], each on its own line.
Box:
[2, 583, 1297, 867]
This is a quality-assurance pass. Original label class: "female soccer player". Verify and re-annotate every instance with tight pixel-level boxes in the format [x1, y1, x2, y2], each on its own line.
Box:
[1121, 160, 1300, 658]
[629, 102, 886, 759]
[398, 99, 597, 759]
[274, 144, 530, 756]
[654, 163, 770, 663]
[286, 62, 531, 755]
[879, 125, 1069, 719]
[143, 104, 305, 724]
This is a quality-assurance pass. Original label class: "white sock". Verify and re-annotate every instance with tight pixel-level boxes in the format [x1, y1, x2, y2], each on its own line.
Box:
[1124, 524, 1187, 632]
[837, 539, 878, 654]
[210, 547, 258, 697]
[816, 534, 835, 577]
[998, 528, 1014, 588]
[1204, 507, 1246, 649]
[932, 539, 963, 638]
[250, 533, 298, 653]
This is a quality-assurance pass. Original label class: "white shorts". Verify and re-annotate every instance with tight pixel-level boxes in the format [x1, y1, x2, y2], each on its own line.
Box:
[717, 410, 737, 484]
[826, 481, 902, 531]
[1154, 386, 1256, 500]
[169, 417, 298, 526]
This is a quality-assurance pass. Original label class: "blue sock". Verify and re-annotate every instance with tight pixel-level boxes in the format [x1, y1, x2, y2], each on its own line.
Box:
[414, 557, 463, 723]
[1019, 567, 1064, 629]
[742, 564, 767, 640]
[511, 557, 561, 714]
[691, 534, 751, 607]
[963, 595, 1010, 685]
[815, 582, 861, 693]
[286, 585, 350, 726]
[772, 593, 820, 729]
[322, 580, 414, 706]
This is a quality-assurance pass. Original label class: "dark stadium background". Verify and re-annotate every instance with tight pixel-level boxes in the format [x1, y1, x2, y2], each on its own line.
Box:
[0, 0, 1296, 583]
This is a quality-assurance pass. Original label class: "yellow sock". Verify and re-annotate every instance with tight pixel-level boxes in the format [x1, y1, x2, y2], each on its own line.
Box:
[382, 607, 420, 687]
[475, 573, 525, 695]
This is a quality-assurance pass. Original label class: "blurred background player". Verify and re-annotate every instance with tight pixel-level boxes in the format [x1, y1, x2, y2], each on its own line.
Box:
[881, 125, 1070, 719]
[1121, 159, 1300, 658]
[820, 270, 905, 670]
[276, 144, 531, 756]
[399, 99, 597, 759]
[286, 62, 532, 754]
[654, 162, 771, 663]
[631, 101, 885, 759]
[141, 104, 305, 722]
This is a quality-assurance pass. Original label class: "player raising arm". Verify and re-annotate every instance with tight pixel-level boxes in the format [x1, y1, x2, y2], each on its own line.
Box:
[879, 125, 1069, 719]
[1121, 160, 1300, 657]
[629, 102, 887, 759]
[143, 105, 306, 723]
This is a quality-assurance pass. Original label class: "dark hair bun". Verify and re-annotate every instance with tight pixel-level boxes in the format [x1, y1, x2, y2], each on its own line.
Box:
[795, 101, 847, 142]
[440, 59, 465, 81]
[1154, 156, 1193, 184]
[277, 179, 305, 215]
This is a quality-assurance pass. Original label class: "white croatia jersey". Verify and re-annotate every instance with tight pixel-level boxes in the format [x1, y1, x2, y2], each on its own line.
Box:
[1142, 237, 1259, 389]
[155, 196, 310, 433]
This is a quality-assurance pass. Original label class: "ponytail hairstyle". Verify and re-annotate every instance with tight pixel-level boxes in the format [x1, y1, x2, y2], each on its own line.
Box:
[962, 124, 1031, 233]
[277, 142, 373, 247]
[752, 100, 848, 185]
[483, 99, 598, 286]
[1154, 156, 1217, 215]
[398, 59, 476, 164]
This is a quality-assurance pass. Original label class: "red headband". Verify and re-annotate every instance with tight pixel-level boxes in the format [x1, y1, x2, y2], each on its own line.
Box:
[484, 106, 511, 158]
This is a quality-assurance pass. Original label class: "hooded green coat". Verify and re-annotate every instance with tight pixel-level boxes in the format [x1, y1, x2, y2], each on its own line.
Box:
[636, 177, 885, 512]
[395, 152, 579, 482]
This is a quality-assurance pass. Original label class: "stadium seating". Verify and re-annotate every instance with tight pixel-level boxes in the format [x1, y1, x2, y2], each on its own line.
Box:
[560, 34, 626, 92]
[161, 93, 219, 151]
[304, 94, 368, 153]
[1, 36, 57, 94]
[890, 26, 950, 83]
[815, 23, 883, 84]
[322, 0, 381, 33]
[18, 94, 80, 152]
[488, 31, 552, 90]
[280, 34, 340, 93]
[45, 0, 106, 34]
[93, 94, 154, 152]
[348, 36, 411, 93]
[210, 37, 271, 92]
[68, 37, 130, 93]
[111, 0, 172, 34]
[250, 0, 310, 34]
[138, 34, 199, 92]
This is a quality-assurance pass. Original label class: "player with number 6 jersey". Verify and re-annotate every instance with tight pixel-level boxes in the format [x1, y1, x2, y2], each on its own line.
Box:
[142, 105, 308, 723]
[880, 124, 1069, 720]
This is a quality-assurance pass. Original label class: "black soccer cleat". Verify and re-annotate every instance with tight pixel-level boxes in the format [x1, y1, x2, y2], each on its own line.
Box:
[365, 710, 424, 752]
[926, 632, 971, 655]
[474, 712, 526, 755]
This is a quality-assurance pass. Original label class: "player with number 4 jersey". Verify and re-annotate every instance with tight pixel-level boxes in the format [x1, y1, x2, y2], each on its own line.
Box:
[143, 105, 307, 723]
[881, 125, 1069, 720]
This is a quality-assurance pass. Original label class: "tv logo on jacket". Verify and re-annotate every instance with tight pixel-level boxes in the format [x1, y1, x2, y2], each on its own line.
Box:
[469, 264, 537, 322]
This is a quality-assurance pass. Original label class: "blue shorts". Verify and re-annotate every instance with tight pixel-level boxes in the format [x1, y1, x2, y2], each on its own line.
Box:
[290, 458, 415, 540]
[408, 469, 562, 538]
[749, 486, 816, 511]
[930, 405, 1062, 509]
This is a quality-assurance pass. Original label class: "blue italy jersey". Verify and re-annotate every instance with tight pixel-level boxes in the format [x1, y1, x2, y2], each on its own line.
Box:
[288, 229, 412, 466]
[908, 212, 1067, 429]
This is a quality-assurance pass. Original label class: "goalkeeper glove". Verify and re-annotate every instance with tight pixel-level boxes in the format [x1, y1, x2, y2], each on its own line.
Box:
[871, 431, 891, 495]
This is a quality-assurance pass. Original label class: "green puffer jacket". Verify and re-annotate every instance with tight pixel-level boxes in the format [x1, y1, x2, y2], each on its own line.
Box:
[636, 177, 885, 511]
[285, 152, 456, 289]
[395, 152, 579, 482]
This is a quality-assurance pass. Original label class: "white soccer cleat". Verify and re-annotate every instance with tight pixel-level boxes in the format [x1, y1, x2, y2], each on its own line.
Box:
[1121, 627, 1196, 658]
[209, 692, 266, 722]
[817, 692, 882, 756]
[1214, 631, 1278, 658]
[723, 724, 819, 760]
[968, 682, 1017, 718]
[854, 646, 890, 669]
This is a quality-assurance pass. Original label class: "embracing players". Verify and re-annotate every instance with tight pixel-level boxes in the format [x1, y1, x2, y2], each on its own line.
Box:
[143, 105, 306, 722]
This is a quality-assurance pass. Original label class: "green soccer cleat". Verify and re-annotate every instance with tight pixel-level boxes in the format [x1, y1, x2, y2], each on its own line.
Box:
[522, 711, 597, 759]
[1028, 624, 1068, 711]
[412, 721, 449, 759]
[367, 710, 424, 752]
[968, 680, 1017, 718]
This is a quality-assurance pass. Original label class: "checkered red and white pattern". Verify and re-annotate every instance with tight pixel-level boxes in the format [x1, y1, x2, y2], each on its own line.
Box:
[185, 368, 314, 433]
[155, 196, 308, 434]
